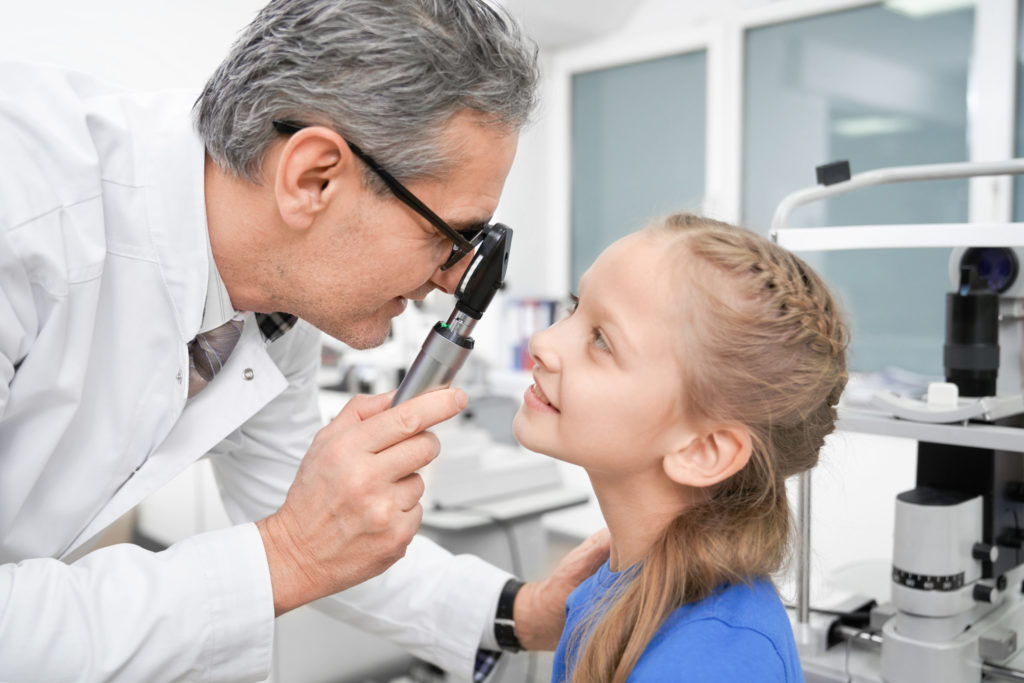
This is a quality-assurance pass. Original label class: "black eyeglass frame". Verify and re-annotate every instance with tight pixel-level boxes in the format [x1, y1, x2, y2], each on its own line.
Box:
[272, 119, 486, 271]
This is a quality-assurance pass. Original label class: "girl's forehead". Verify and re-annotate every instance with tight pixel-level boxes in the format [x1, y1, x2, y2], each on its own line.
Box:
[591, 230, 655, 267]
[586, 231, 684, 292]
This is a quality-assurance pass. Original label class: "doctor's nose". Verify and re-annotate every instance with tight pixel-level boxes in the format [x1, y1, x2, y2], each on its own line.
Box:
[428, 252, 473, 295]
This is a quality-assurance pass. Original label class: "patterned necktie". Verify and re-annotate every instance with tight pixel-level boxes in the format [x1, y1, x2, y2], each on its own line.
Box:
[187, 319, 244, 398]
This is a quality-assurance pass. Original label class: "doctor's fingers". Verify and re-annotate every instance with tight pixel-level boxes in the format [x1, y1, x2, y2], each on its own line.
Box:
[372, 430, 442, 483]
[388, 502, 424, 551]
[345, 387, 466, 455]
[327, 391, 396, 430]
[394, 471, 426, 512]
[356, 491, 425, 541]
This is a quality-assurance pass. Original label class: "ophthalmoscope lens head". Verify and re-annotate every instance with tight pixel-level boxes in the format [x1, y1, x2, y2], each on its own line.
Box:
[455, 223, 512, 320]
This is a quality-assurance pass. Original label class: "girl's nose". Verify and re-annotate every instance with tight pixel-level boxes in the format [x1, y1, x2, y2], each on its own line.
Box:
[528, 323, 561, 372]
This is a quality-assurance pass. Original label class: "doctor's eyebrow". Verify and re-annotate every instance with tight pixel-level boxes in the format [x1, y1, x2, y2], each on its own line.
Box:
[450, 215, 493, 233]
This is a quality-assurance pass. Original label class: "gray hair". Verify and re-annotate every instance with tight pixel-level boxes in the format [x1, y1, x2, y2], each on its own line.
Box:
[194, 0, 539, 187]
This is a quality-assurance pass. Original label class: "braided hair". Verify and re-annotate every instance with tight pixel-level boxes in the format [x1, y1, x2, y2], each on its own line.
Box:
[567, 213, 848, 683]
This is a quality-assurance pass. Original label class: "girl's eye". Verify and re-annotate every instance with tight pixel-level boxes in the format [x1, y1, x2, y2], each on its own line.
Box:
[567, 293, 610, 353]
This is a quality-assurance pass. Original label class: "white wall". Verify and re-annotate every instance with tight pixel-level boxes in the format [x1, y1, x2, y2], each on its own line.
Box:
[492, 53, 559, 297]
[0, 2, 265, 91]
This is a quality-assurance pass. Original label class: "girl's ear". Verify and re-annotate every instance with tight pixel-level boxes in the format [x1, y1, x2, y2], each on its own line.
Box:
[663, 425, 753, 488]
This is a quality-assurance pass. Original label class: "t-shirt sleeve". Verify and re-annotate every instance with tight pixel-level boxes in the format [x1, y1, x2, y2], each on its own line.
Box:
[628, 618, 789, 682]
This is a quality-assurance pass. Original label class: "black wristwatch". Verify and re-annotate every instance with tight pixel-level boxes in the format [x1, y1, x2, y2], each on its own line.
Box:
[494, 578, 524, 652]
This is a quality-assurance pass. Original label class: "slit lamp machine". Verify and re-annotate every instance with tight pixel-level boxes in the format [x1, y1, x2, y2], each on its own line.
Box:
[773, 159, 1024, 683]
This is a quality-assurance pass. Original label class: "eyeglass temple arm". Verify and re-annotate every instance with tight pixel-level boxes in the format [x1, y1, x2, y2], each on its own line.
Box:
[271, 120, 473, 253]
[344, 142, 474, 253]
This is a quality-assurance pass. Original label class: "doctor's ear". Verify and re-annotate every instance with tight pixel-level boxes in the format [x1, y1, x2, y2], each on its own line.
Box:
[663, 425, 753, 488]
[273, 126, 354, 230]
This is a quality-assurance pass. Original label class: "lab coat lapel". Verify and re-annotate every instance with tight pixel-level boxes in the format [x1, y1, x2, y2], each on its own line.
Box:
[63, 318, 287, 556]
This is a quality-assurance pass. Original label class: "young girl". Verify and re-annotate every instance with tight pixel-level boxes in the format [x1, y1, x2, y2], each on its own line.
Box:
[513, 213, 848, 682]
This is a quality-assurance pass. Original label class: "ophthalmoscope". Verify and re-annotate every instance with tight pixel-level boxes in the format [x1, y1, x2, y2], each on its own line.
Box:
[391, 223, 512, 406]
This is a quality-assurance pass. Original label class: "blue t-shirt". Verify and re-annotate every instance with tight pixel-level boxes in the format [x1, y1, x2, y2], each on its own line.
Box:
[551, 561, 803, 682]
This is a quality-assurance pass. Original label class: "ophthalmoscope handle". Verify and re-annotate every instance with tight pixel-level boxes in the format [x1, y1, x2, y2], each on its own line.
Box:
[391, 316, 476, 405]
[391, 224, 511, 407]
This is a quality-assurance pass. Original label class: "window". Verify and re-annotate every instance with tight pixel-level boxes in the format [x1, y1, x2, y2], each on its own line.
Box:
[1016, 0, 1024, 219]
[743, 4, 974, 374]
[570, 51, 707, 286]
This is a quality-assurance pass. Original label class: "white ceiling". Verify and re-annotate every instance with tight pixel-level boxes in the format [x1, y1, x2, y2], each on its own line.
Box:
[499, 0, 645, 48]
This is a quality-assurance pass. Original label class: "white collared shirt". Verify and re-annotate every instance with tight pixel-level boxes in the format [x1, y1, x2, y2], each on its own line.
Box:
[199, 237, 241, 333]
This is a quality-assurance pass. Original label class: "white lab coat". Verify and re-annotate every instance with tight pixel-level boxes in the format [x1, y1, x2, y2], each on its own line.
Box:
[0, 63, 507, 682]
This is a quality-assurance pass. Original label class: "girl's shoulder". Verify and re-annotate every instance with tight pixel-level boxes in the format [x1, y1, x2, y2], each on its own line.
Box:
[566, 560, 622, 611]
[690, 576, 791, 628]
[628, 578, 803, 682]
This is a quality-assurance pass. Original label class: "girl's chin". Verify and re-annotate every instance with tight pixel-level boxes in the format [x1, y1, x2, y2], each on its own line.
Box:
[511, 412, 542, 450]
[511, 409, 528, 441]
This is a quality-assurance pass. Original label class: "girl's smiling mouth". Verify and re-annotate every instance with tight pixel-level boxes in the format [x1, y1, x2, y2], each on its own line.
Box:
[525, 381, 560, 413]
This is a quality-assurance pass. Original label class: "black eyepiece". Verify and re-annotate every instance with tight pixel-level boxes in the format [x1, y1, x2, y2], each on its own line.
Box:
[944, 264, 999, 397]
[960, 247, 1018, 294]
[454, 224, 512, 320]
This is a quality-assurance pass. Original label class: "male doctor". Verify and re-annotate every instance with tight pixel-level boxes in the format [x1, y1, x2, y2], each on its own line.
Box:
[0, 0, 608, 681]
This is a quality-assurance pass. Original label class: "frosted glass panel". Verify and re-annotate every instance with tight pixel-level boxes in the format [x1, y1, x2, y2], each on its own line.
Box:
[744, 5, 973, 374]
[1016, 0, 1024, 219]
[571, 52, 706, 286]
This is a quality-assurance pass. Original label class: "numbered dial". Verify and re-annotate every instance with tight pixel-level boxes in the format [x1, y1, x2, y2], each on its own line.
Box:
[892, 567, 965, 592]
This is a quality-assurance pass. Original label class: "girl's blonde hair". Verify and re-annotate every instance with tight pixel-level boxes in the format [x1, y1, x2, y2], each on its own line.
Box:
[568, 213, 849, 683]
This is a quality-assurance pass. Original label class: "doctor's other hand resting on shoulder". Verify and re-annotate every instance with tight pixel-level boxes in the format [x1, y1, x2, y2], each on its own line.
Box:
[0, 1, 607, 682]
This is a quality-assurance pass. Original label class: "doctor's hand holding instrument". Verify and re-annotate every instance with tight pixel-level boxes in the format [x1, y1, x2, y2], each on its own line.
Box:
[256, 386, 467, 616]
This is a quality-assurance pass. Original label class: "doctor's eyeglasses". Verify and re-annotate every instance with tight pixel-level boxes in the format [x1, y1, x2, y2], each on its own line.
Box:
[272, 119, 486, 271]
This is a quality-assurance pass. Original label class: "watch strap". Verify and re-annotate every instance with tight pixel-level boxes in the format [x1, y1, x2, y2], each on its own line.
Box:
[494, 578, 524, 652]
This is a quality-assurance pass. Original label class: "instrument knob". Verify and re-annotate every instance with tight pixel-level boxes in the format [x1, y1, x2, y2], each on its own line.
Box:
[974, 583, 1002, 604]
[973, 542, 999, 563]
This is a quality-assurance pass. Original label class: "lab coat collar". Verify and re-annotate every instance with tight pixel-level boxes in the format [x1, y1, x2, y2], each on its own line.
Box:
[136, 97, 284, 341]
[133, 90, 212, 343]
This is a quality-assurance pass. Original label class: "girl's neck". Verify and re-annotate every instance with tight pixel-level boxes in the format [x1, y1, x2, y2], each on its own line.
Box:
[588, 468, 696, 571]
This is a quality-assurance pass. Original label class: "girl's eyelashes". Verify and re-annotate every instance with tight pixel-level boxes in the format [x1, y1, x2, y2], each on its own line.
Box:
[567, 293, 610, 352]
